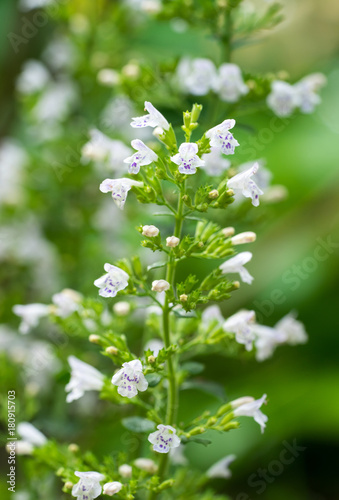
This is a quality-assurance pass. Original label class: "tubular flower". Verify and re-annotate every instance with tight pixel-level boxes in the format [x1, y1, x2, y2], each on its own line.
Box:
[206, 119, 239, 155]
[124, 139, 158, 174]
[112, 359, 148, 398]
[148, 424, 181, 454]
[131, 101, 169, 130]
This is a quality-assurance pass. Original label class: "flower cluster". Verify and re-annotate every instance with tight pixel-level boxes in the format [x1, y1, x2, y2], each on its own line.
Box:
[267, 73, 327, 117]
[177, 58, 248, 102]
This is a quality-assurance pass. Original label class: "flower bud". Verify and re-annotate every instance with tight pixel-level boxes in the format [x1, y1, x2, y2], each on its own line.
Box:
[97, 69, 120, 86]
[151, 280, 170, 292]
[208, 189, 219, 199]
[142, 225, 160, 237]
[222, 227, 235, 238]
[119, 464, 132, 478]
[148, 355, 156, 364]
[89, 334, 100, 344]
[113, 301, 131, 316]
[230, 396, 255, 409]
[231, 232, 256, 245]
[180, 294, 188, 302]
[64, 481, 73, 490]
[68, 443, 79, 453]
[166, 236, 180, 247]
[103, 481, 123, 496]
[134, 458, 158, 473]
[106, 346, 118, 355]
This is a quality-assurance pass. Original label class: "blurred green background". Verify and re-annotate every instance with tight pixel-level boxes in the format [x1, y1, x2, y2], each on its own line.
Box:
[0, 0, 339, 499]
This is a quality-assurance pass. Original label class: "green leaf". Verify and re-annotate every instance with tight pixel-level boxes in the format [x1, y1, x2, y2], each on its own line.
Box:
[147, 261, 167, 271]
[145, 373, 162, 387]
[121, 417, 156, 433]
[181, 361, 205, 375]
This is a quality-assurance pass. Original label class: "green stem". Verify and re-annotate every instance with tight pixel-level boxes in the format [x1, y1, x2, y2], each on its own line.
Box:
[148, 181, 185, 500]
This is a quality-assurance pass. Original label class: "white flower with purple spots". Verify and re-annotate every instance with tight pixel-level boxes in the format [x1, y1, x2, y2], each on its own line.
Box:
[99, 177, 143, 210]
[223, 310, 256, 351]
[124, 139, 158, 174]
[220, 252, 253, 284]
[112, 359, 148, 398]
[170, 143, 205, 175]
[94, 263, 129, 298]
[72, 471, 105, 500]
[131, 101, 169, 130]
[206, 119, 239, 155]
[148, 424, 181, 454]
[227, 162, 263, 207]
[232, 394, 268, 433]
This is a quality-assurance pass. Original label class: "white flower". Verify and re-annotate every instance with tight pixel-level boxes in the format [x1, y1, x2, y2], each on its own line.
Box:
[237, 159, 272, 191]
[72, 471, 105, 500]
[275, 313, 308, 345]
[99, 178, 143, 210]
[294, 73, 326, 114]
[166, 236, 180, 247]
[7, 441, 34, 455]
[131, 101, 169, 130]
[13, 304, 50, 334]
[151, 280, 170, 292]
[148, 424, 181, 453]
[97, 69, 120, 87]
[17, 422, 47, 447]
[112, 359, 148, 398]
[113, 301, 131, 316]
[142, 225, 160, 237]
[201, 147, 231, 176]
[267, 81, 299, 117]
[124, 139, 158, 174]
[19, 0, 54, 12]
[230, 396, 255, 409]
[176, 58, 218, 96]
[16, 59, 50, 95]
[0, 138, 28, 206]
[118, 464, 132, 478]
[134, 458, 158, 473]
[220, 252, 253, 284]
[82, 129, 132, 171]
[169, 444, 188, 465]
[206, 119, 239, 155]
[170, 143, 205, 175]
[103, 482, 123, 496]
[66, 356, 104, 403]
[251, 324, 286, 361]
[202, 305, 224, 326]
[206, 454, 236, 479]
[33, 79, 77, 123]
[231, 232, 256, 245]
[233, 394, 268, 433]
[216, 63, 249, 102]
[52, 288, 82, 318]
[94, 263, 129, 298]
[227, 162, 263, 207]
[223, 310, 256, 350]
